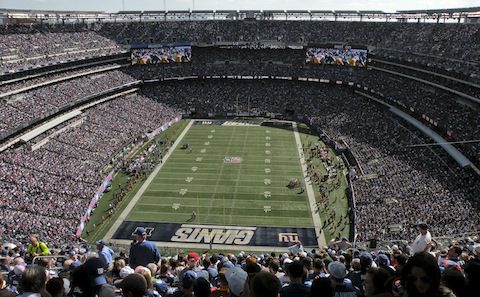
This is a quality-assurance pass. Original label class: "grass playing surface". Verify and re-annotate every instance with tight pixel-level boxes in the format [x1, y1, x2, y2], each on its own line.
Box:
[126, 121, 314, 228]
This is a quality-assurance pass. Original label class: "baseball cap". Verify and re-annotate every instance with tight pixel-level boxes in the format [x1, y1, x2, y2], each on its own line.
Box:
[328, 261, 347, 279]
[187, 252, 200, 261]
[119, 266, 135, 279]
[225, 267, 247, 296]
[418, 223, 429, 230]
[360, 252, 373, 267]
[132, 227, 147, 236]
[376, 254, 390, 266]
[83, 257, 107, 286]
[183, 270, 198, 280]
[96, 240, 107, 245]
[117, 273, 147, 296]
[180, 270, 198, 288]
[222, 261, 234, 268]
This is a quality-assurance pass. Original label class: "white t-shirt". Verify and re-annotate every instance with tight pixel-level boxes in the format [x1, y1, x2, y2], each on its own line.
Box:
[411, 231, 432, 254]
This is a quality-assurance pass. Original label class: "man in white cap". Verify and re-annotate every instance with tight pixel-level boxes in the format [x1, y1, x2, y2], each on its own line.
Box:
[411, 223, 432, 254]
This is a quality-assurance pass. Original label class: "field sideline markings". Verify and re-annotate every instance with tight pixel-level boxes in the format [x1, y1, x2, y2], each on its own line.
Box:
[135, 203, 307, 211]
[159, 163, 298, 173]
[292, 122, 326, 247]
[149, 173, 304, 178]
[206, 125, 238, 224]
[134, 199, 309, 210]
[106, 239, 309, 253]
[169, 157, 299, 163]
[165, 162, 300, 168]
[144, 189, 301, 195]
[150, 183, 295, 190]
[130, 211, 313, 223]
[137, 198, 310, 205]
[226, 126, 250, 224]
[104, 120, 194, 241]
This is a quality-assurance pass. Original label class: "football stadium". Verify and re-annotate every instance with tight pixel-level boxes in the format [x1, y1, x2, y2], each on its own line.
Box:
[0, 1, 479, 296]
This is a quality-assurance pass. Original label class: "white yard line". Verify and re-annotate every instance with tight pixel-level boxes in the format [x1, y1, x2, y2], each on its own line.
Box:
[149, 184, 298, 190]
[143, 173, 300, 178]
[105, 120, 194, 241]
[292, 122, 327, 247]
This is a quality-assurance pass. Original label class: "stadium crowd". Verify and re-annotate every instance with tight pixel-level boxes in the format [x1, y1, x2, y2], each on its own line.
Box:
[142, 80, 480, 242]
[0, 229, 479, 297]
[128, 61, 479, 166]
[0, 21, 479, 297]
[0, 93, 181, 246]
[2, 21, 480, 78]
[0, 26, 124, 73]
[0, 70, 137, 136]
[0, 59, 478, 245]
[0, 64, 124, 95]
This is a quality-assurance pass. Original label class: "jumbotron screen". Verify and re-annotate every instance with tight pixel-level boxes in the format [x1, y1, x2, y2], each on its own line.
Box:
[305, 47, 368, 67]
[131, 46, 192, 65]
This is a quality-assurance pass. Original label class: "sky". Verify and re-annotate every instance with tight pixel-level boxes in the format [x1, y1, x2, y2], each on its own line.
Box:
[1, 0, 480, 13]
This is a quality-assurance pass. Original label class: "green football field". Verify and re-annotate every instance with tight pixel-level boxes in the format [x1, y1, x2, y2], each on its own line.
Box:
[126, 121, 314, 228]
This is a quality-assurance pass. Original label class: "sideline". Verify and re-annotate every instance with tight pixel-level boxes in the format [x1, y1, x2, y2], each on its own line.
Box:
[292, 122, 327, 247]
[109, 239, 315, 253]
[105, 120, 194, 241]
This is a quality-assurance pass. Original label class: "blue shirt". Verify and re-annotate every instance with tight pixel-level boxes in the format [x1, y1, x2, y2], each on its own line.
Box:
[129, 240, 161, 268]
[99, 246, 114, 268]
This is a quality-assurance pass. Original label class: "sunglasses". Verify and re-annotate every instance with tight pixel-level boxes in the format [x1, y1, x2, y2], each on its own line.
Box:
[407, 274, 432, 284]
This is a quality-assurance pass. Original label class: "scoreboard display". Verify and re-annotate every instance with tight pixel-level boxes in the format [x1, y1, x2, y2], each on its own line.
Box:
[131, 45, 192, 65]
[306, 45, 368, 67]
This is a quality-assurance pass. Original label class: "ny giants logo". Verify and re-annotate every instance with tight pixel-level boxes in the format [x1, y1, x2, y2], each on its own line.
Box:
[278, 233, 300, 243]
[171, 224, 256, 245]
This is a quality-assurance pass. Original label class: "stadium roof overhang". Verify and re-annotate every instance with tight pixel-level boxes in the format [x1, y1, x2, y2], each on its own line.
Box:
[397, 7, 480, 14]
[1, 7, 479, 22]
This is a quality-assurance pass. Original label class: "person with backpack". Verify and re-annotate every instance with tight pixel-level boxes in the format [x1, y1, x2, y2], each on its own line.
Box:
[25, 235, 49, 262]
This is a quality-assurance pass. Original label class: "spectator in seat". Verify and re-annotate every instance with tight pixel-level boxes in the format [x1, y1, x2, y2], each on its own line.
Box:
[464, 245, 480, 296]
[224, 267, 247, 297]
[279, 260, 310, 297]
[251, 271, 281, 297]
[117, 273, 147, 297]
[18, 265, 46, 297]
[45, 277, 65, 297]
[210, 268, 229, 297]
[0, 273, 16, 297]
[328, 261, 356, 297]
[192, 278, 210, 297]
[400, 252, 454, 297]
[441, 269, 466, 297]
[70, 257, 115, 297]
[308, 277, 333, 297]
[363, 267, 392, 297]
[96, 240, 114, 271]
